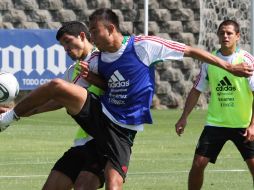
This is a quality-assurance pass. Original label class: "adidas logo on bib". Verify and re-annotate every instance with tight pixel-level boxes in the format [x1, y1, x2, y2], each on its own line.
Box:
[216, 76, 236, 91]
[108, 70, 130, 88]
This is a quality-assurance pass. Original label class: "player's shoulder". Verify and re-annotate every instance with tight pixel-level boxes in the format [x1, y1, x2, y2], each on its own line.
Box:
[240, 49, 254, 63]
[134, 35, 166, 43]
[134, 35, 185, 50]
[133, 35, 168, 51]
[87, 50, 100, 63]
[65, 63, 75, 74]
[241, 49, 254, 58]
[64, 63, 75, 82]
[86, 49, 100, 73]
[202, 63, 209, 69]
[90, 49, 100, 56]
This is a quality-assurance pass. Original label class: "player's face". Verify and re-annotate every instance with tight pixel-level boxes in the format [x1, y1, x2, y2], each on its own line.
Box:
[89, 20, 111, 51]
[218, 25, 240, 50]
[59, 33, 85, 60]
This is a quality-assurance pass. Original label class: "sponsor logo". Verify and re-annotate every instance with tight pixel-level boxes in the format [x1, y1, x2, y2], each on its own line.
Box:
[0, 44, 66, 75]
[108, 70, 130, 88]
[216, 76, 236, 91]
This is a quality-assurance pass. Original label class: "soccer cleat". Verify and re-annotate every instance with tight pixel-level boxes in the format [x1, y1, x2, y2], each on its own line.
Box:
[0, 110, 18, 132]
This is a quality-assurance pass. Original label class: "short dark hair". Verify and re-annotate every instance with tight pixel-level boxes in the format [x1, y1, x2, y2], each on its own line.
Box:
[89, 8, 120, 32]
[217, 20, 240, 34]
[56, 21, 90, 41]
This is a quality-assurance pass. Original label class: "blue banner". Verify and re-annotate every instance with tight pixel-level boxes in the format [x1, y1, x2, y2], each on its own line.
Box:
[0, 29, 74, 90]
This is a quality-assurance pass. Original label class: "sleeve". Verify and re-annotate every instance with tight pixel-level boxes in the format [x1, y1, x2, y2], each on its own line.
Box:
[193, 63, 209, 92]
[134, 35, 186, 67]
[64, 63, 90, 88]
[243, 50, 254, 66]
[87, 52, 99, 74]
[243, 51, 254, 91]
[63, 64, 75, 82]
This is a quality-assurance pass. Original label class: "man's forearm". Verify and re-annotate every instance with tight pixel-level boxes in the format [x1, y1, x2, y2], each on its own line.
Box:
[184, 45, 253, 77]
[86, 72, 107, 90]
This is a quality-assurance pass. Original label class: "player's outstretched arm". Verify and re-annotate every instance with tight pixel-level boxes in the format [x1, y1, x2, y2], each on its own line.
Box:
[184, 45, 253, 77]
[175, 88, 201, 136]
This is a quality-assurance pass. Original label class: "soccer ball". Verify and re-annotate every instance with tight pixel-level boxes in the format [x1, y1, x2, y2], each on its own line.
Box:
[0, 72, 19, 103]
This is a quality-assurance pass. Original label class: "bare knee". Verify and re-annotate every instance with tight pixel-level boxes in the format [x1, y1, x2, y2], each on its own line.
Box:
[74, 171, 101, 190]
[46, 78, 76, 101]
[42, 170, 73, 190]
[48, 78, 67, 93]
[105, 162, 123, 190]
[106, 175, 123, 190]
[191, 155, 209, 171]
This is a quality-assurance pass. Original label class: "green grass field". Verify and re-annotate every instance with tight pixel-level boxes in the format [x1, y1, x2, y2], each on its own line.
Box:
[0, 109, 252, 190]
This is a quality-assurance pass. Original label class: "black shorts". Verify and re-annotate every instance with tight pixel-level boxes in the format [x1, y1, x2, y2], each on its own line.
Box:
[71, 92, 137, 180]
[52, 140, 104, 187]
[195, 126, 254, 163]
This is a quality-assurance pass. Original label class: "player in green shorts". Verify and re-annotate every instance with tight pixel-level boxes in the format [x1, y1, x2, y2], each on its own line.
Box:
[175, 20, 254, 189]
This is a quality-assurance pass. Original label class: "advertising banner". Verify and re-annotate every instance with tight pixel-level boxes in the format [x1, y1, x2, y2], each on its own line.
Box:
[0, 29, 74, 90]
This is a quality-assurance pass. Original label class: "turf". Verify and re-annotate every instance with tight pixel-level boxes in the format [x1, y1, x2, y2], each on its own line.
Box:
[0, 109, 252, 189]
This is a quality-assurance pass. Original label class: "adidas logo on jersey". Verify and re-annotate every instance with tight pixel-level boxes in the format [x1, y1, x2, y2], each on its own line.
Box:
[108, 70, 130, 88]
[216, 76, 236, 91]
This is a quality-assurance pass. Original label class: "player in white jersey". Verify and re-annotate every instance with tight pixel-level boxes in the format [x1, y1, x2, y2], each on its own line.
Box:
[0, 9, 253, 190]
[12, 21, 105, 190]
[175, 20, 254, 189]
[45, 21, 106, 190]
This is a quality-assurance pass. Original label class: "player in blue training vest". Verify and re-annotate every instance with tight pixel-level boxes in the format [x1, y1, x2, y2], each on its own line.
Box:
[98, 35, 155, 125]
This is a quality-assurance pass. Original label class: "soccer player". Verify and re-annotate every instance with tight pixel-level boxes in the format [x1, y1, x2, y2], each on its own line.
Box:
[23, 21, 105, 190]
[175, 20, 254, 189]
[0, 9, 253, 190]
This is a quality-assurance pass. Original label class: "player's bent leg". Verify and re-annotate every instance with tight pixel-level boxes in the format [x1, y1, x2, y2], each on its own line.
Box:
[42, 170, 73, 190]
[188, 154, 209, 190]
[245, 158, 254, 186]
[48, 79, 88, 115]
[14, 78, 87, 117]
[104, 161, 123, 190]
[74, 171, 101, 190]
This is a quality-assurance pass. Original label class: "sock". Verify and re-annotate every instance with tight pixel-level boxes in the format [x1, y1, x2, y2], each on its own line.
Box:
[13, 110, 20, 121]
[0, 109, 20, 132]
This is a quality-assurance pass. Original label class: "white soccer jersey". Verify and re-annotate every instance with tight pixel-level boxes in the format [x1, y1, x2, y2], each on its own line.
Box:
[64, 63, 89, 87]
[64, 49, 100, 87]
[88, 35, 185, 131]
[64, 50, 99, 146]
[194, 50, 254, 92]
[88, 35, 185, 74]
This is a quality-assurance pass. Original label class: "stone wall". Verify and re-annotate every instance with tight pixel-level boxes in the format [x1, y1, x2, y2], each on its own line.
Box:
[0, 0, 251, 109]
